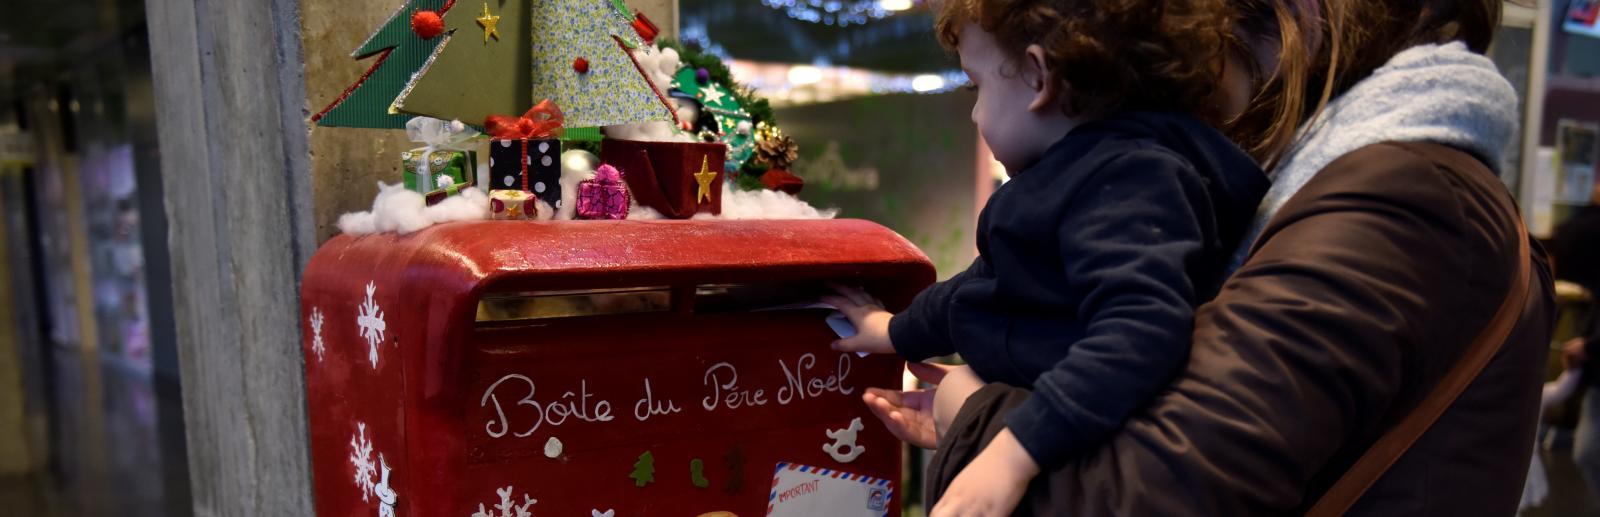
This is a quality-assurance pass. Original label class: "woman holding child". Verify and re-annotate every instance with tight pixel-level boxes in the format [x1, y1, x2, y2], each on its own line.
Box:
[829, 0, 1554, 514]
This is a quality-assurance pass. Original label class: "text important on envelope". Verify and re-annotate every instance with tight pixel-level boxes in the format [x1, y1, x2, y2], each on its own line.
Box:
[766, 462, 893, 517]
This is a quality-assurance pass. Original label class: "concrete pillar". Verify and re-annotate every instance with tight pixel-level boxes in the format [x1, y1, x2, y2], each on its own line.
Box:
[144, 0, 316, 513]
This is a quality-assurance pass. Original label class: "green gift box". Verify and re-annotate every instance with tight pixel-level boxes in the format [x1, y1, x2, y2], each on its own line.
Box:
[401, 148, 478, 205]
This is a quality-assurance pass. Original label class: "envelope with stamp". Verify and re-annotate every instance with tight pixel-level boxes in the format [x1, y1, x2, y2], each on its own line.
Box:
[766, 462, 893, 517]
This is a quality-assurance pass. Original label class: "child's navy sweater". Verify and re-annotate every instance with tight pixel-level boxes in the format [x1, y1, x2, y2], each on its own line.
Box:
[889, 111, 1268, 468]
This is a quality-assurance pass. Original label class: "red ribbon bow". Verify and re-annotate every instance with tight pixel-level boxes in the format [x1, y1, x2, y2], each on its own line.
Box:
[484, 100, 565, 140]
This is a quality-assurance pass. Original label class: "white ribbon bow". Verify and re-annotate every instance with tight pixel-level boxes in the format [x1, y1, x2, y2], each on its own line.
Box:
[405, 117, 479, 176]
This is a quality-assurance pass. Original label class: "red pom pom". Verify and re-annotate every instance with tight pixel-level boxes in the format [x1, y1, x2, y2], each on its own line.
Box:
[411, 10, 444, 39]
[573, 57, 590, 74]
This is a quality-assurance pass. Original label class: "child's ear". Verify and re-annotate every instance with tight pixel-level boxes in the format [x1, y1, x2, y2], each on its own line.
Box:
[1023, 44, 1058, 113]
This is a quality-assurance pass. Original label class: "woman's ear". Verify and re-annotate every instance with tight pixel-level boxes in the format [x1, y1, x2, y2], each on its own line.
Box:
[1023, 44, 1058, 112]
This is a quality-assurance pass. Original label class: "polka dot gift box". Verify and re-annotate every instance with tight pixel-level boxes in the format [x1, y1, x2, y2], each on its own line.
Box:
[486, 101, 565, 211]
[488, 137, 561, 210]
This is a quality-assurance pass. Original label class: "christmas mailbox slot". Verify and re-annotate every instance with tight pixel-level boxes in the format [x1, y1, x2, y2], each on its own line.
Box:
[301, 220, 934, 516]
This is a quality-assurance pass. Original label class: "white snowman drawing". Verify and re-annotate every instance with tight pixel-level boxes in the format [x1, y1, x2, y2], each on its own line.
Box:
[375, 455, 397, 517]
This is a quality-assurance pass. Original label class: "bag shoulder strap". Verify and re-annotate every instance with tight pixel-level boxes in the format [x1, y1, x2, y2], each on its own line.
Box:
[1306, 220, 1533, 517]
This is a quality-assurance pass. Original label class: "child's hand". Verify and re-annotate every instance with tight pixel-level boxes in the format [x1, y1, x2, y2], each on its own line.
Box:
[931, 429, 1040, 517]
[822, 283, 894, 354]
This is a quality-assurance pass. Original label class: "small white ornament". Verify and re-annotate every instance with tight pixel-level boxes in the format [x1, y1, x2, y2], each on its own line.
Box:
[356, 282, 387, 369]
[436, 173, 456, 189]
[309, 307, 325, 362]
[561, 149, 599, 175]
[737, 120, 752, 135]
[543, 437, 563, 458]
[449, 120, 467, 133]
[471, 486, 536, 517]
[592, 510, 615, 517]
[822, 417, 866, 463]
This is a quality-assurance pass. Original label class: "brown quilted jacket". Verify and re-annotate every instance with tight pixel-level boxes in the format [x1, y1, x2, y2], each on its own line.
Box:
[927, 141, 1556, 516]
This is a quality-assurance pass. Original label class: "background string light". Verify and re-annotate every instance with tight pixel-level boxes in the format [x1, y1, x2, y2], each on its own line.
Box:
[758, 0, 920, 27]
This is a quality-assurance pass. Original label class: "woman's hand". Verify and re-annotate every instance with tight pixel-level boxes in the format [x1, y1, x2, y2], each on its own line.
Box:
[822, 283, 895, 354]
[864, 387, 939, 449]
[930, 429, 1039, 517]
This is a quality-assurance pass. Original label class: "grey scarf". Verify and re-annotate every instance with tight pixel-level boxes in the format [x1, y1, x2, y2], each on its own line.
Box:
[1228, 42, 1520, 271]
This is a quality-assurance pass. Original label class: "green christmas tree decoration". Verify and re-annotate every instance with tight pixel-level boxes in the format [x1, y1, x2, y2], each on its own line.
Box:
[689, 458, 709, 489]
[658, 39, 787, 184]
[397, 0, 671, 130]
[630, 451, 655, 487]
[314, 0, 452, 129]
[670, 66, 754, 172]
[527, 0, 674, 128]
[658, 39, 776, 127]
[395, 0, 533, 128]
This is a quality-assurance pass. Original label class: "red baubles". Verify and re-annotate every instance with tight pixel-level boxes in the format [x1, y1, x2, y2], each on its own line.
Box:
[573, 57, 590, 74]
[411, 10, 444, 39]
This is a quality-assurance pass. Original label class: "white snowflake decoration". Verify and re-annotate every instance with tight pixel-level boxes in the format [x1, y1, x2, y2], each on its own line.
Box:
[350, 422, 377, 502]
[309, 307, 326, 362]
[356, 281, 387, 369]
[470, 486, 536, 517]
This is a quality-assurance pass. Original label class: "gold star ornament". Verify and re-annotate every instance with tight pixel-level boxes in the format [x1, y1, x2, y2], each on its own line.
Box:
[477, 2, 500, 43]
[694, 155, 717, 203]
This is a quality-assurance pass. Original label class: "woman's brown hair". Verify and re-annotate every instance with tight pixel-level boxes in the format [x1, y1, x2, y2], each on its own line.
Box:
[1230, 0, 1504, 167]
[935, 0, 1233, 122]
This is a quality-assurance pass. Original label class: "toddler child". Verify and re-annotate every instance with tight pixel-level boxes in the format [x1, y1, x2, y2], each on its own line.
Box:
[826, 0, 1268, 513]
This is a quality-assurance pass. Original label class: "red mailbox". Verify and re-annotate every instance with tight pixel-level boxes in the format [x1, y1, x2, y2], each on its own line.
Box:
[301, 220, 933, 516]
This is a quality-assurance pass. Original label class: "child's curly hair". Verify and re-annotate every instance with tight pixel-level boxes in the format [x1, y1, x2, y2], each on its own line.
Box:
[937, 0, 1231, 121]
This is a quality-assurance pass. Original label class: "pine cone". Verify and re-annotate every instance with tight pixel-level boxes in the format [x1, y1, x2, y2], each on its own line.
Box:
[756, 135, 799, 170]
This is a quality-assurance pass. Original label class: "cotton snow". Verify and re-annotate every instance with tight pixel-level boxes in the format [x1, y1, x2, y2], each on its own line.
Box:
[337, 182, 489, 236]
[624, 183, 836, 220]
[699, 183, 838, 220]
[604, 120, 695, 143]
